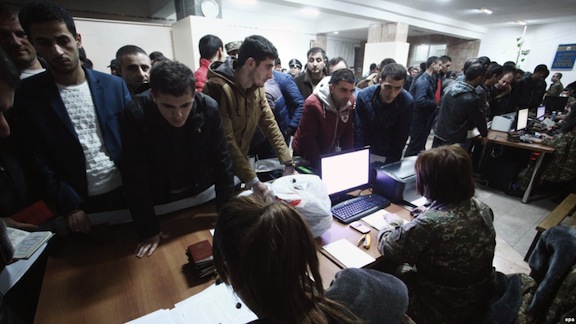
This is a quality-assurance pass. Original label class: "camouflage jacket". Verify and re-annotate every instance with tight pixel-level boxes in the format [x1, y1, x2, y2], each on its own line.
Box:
[378, 197, 496, 323]
[540, 126, 576, 184]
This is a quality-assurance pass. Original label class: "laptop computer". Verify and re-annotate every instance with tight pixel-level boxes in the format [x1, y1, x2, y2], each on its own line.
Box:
[543, 96, 568, 113]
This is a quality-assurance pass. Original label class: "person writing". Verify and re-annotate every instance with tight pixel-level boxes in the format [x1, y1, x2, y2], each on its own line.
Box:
[378, 145, 496, 324]
[213, 194, 409, 323]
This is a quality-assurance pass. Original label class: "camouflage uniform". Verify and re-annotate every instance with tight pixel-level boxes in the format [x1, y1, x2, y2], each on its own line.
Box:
[517, 126, 576, 189]
[378, 197, 496, 324]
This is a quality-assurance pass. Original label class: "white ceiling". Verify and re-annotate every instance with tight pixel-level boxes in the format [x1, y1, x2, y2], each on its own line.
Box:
[7, 0, 576, 41]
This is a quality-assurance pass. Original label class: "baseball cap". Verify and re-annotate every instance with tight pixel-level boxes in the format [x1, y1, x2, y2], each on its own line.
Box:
[225, 41, 242, 54]
[289, 59, 302, 69]
[107, 59, 117, 68]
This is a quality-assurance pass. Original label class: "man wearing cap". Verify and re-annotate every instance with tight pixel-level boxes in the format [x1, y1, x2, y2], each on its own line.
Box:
[107, 59, 118, 75]
[288, 58, 302, 78]
[225, 40, 241, 57]
[294, 47, 327, 100]
[203, 35, 295, 196]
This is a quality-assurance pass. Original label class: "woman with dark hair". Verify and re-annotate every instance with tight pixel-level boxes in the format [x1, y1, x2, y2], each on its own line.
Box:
[213, 194, 409, 324]
[378, 145, 496, 324]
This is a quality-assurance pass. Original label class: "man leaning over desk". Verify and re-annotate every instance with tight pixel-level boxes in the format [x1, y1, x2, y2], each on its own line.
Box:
[121, 61, 234, 258]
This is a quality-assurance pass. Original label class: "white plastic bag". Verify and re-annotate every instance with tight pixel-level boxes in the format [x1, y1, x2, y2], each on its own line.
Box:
[270, 174, 332, 237]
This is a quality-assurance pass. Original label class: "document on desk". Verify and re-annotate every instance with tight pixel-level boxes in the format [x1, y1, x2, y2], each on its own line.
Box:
[322, 239, 375, 268]
[127, 283, 257, 324]
[362, 210, 393, 230]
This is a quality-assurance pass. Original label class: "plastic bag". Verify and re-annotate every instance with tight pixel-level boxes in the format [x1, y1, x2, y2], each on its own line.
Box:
[270, 174, 332, 237]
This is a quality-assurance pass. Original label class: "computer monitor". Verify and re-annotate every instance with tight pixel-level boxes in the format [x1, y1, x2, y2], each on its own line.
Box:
[516, 108, 529, 132]
[543, 96, 569, 113]
[320, 147, 370, 203]
[536, 105, 546, 120]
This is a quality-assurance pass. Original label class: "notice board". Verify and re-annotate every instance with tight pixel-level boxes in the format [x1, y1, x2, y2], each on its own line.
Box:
[551, 43, 576, 70]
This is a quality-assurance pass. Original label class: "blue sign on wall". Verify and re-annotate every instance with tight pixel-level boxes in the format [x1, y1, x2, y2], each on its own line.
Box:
[551, 43, 576, 70]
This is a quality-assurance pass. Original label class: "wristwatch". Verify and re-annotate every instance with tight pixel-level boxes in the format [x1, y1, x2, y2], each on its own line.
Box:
[284, 160, 295, 167]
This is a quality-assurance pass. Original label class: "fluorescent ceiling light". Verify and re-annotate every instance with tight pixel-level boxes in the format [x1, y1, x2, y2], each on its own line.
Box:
[516, 20, 527, 25]
[302, 7, 320, 16]
[479, 7, 493, 15]
[333, 31, 339, 34]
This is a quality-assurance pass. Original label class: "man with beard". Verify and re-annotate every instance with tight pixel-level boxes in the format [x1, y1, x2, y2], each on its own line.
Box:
[294, 47, 327, 100]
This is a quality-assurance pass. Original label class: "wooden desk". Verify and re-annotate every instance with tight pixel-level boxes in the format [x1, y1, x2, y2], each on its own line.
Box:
[34, 203, 349, 323]
[484, 130, 555, 203]
[318, 202, 412, 268]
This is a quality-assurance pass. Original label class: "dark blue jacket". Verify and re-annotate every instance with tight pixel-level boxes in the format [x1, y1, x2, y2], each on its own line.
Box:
[411, 72, 438, 111]
[13, 67, 131, 214]
[355, 85, 414, 163]
[271, 70, 304, 137]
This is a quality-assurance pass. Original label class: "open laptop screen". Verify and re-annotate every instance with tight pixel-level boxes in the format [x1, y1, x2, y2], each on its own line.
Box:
[320, 147, 370, 200]
[516, 108, 529, 131]
[536, 105, 546, 120]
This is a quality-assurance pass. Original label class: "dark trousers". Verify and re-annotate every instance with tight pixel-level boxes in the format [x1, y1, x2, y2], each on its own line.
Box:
[405, 107, 437, 157]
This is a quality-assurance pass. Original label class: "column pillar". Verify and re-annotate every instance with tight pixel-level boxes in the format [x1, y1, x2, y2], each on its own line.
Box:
[363, 22, 410, 75]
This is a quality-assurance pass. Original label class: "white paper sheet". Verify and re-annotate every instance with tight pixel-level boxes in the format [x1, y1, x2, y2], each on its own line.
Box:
[322, 239, 375, 268]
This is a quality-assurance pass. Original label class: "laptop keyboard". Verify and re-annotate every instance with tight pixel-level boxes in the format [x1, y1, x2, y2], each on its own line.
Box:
[331, 194, 391, 224]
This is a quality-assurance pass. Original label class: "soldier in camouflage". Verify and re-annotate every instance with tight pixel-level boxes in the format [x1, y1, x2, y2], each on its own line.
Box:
[378, 145, 496, 324]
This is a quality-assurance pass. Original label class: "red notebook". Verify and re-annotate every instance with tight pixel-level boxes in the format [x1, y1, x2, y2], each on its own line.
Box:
[11, 201, 54, 225]
[187, 240, 213, 265]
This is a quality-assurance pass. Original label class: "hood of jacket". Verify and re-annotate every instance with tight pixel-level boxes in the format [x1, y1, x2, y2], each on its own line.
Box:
[449, 80, 476, 97]
[207, 56, 236, 84]
[313, 76, 352, 122]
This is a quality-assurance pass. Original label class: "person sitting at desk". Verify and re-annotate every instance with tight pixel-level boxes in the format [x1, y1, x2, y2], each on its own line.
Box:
[121, 61, 234, 258]
[378, 145, 496, 324]
[213, 194, 409, 323]
[517, 109, 576, 193]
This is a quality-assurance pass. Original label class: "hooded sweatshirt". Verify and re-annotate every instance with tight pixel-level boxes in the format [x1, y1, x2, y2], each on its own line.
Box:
[202, 57, 291, 184]
[434, 80, 487, 144]
[292, 76, 355, 167]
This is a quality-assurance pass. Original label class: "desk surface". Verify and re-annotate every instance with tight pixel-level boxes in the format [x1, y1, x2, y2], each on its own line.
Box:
[487, 130, 555, 154]
[34, 202, 345, 324]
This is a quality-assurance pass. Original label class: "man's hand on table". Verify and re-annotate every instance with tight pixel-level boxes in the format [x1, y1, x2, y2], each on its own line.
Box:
[282, 165, 296, 176]
[251, 181, 270, 197]
[136, 232, 169, 258]
[67, 210, 91, 234]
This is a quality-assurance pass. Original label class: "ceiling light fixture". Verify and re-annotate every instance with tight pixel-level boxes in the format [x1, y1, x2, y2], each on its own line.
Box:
[302, 7, 320, 16]
[516, 20, 527, 25]
[479, 7, 492, 15]
[333, 31, 339, 34]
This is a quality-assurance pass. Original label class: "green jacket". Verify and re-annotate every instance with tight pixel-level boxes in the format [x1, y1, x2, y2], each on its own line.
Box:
[203, 57, 291, 183]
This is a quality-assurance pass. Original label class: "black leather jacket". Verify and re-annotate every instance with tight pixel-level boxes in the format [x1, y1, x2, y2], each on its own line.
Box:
[121, 90, 234, 239]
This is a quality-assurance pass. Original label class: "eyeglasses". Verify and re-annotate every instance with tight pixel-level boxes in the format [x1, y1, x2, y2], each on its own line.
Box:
[290, 65, 301, 68]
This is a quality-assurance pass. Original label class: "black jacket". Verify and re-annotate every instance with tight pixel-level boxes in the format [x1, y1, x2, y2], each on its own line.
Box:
[121, 90, 234, 239]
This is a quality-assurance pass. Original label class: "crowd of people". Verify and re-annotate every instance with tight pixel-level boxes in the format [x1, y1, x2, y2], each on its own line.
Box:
[1, 0, 576, 323]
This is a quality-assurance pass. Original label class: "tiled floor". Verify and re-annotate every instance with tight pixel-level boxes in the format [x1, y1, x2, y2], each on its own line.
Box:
[475, 185, 558, 274]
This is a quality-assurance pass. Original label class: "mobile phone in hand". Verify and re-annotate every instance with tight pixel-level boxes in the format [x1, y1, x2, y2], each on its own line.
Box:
[350, 221, 371, 234]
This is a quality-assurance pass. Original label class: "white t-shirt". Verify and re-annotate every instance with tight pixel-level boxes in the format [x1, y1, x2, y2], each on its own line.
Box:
[20, 68, 45, 79]
[57, 81, 122, 196]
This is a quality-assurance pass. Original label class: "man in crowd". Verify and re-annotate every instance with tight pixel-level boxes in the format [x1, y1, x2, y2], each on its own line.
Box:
[355, 63, 414, 164]
[122, 60, 234, 258]
[546, 72, 563, 97]
[14, 0, 131, 234]
[203, 35, 294, 196]
[0, 4, 44, 78]
[116, 44, 150, 95]
[194, 34, 223, 92]
[224, 40, 241, 57]
[292, 68, 356, 168]
[295, 47, 327, 100]
[327, 56, 347, 76]
[432, 63, 488, 147]
[405, 56, 442, 156]
[517, 64, 549, 110]
[287, 58, 302, 78]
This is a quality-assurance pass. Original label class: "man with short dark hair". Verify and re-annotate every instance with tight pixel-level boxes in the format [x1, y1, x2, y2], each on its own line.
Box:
[294, 47, 327, 100]
[116, 44, 150, 95]
[15, 0, 131, 234]
[517, 64, 549, 110]
[327, 56, 347, 76]
[405, 56, 442, 157]
[292, 68, 356, 167]
[432, 63, 488, 147]
[195, 34, 223, 92]
[0, 4, 44, 78]
[355, 63, 414, 164]
[546, 72, 563, 97]
[203, 35, 294, 196]
[122, 60, 234, 257]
